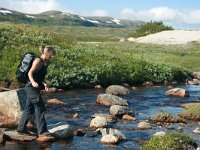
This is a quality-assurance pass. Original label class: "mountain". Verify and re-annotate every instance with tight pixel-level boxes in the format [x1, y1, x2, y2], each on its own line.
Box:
[0, 8, 145, 29]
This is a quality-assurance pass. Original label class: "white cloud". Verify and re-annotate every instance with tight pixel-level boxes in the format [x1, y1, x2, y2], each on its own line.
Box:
[120, 7, 200, 25]
[0, 0, 61, 14]
[182, 10, 200, 24]
[81, 9, 109, 17]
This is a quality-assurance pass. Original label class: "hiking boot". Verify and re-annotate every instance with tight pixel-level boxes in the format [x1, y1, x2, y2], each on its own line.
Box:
[39, 131, 52, 136]
[17, 129, 32, 135]
[37, 132, 55, 142]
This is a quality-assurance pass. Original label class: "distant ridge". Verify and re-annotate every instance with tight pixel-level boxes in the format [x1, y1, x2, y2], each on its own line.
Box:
[0, 7, 145, 28]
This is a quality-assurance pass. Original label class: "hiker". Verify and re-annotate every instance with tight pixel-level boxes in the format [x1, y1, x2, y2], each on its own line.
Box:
[17, 46, 56, 138]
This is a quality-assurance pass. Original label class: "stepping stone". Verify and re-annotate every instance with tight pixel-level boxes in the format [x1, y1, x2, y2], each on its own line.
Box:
[4, 130, 36, 141]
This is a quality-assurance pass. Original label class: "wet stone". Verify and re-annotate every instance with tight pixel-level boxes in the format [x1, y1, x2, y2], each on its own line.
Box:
[106, 85, 130, 96]
[3, 130, 36, 141]
[74, 129, 86, 136]
[0, 131, 5, 143]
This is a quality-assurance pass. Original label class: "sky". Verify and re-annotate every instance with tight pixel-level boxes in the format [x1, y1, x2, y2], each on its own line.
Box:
[0, 0, 200, 29]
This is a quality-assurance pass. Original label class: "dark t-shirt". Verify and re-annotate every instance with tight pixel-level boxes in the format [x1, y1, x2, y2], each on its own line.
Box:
[32, 59, 47, 89]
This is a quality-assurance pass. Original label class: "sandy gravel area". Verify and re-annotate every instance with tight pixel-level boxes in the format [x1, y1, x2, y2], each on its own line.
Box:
[128, 30, 200, 45]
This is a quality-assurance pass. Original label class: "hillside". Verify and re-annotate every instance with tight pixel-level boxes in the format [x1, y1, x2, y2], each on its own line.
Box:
[0, 7, 144, 29]
[0, 23, 196, 89]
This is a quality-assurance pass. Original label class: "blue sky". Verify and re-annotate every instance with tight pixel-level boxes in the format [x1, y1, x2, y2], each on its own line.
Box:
[1, 0, 200, 29]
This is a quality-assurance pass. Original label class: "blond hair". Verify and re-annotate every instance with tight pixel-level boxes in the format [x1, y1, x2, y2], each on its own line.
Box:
[39, 45, 45, 54]
[44, 46, 56, 56]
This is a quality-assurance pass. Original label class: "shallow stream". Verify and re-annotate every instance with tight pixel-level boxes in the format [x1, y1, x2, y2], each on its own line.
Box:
[1, 85, 200, 150]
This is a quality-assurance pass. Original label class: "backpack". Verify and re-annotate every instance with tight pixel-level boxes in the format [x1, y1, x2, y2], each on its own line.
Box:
[16, 52, 36, 84]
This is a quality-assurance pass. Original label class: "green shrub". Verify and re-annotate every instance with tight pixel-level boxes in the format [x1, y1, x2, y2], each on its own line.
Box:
[129, 21, 173, 38]
[0, 23, 194, 88]
[142, 132, 197, 150]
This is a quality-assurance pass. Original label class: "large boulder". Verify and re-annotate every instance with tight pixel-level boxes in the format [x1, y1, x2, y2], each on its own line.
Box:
[110, 105, 134, 117]
[96, 94, 128, 106]
[106, 85, 130, 96]
[49, 124, 74, 139]
[0, 89, 27, 127]
[165, 88, 189, 97]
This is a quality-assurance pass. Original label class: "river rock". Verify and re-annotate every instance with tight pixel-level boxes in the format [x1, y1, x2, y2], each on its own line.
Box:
[90, 116, 107, 128]
[92, 113, 117, 123]
[36, 134, 55, 142]
[0, 131, 5, 143]
[101, 134, 119, 144]
[193, 72, 200, 80]
[73, 113, 80, 119]
[0, 89, 26, 127]
[193, 128, 200, 134]
[137, 121, 152, 130]
[143, 81, 153, 86]
[153, 131, 166, 137]
[49, 124, 74, 139]
[165, 88, 189, 97]
[3, 130, 36, 141]
[122, 114, 137, 121]
[105, 85, 130, 95]
[187, 79, 199, 85]
[96, 94, 128, 106]
[110, 105, 134, 117]
[46, 98, 65, 106]
[95, 85, 102, 89]
[99, 128, 126, 141]
[41, 87, 58, 94]
[74, 128, 86, 136]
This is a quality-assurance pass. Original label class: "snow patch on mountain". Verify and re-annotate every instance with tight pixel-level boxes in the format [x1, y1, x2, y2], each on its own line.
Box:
[87, 19, 99, 24]
[79, 16, 86, 20]
[26, 15, 35, 18]
[112, 19, 121, 25]
[0, 10, 13, 15]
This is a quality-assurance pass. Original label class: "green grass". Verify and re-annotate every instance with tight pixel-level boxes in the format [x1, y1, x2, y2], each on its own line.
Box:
[47, 26, 136, 42]
[0, 22, 199, 89]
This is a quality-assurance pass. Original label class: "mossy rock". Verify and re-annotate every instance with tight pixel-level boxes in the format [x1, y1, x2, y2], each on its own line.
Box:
[178, 105, 200, 121]
[149, 112, 185, 123]
[142, 132, 197, 150]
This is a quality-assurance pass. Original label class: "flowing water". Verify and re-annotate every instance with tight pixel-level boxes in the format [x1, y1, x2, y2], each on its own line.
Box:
[1, 85, 200, 150]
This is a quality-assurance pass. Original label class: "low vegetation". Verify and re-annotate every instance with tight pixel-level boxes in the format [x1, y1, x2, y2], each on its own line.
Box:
[0, 23, 198, 89]
[142, 132, 197, 150]
[128, 21, 173, 38]
[149, 112, 185, 123]
[179, 105, 200, 121]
